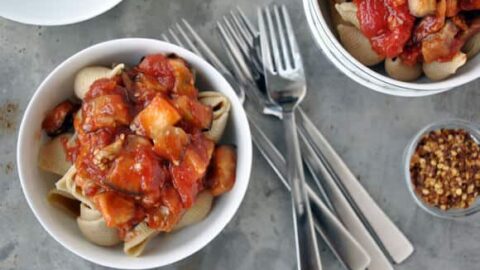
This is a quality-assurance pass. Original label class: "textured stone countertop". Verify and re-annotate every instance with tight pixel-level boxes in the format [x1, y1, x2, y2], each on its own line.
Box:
[1, 0, 480, 269]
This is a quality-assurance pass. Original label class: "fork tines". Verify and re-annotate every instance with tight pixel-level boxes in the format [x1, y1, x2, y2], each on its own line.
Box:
[219, 8, 264, 80]
[258, 5, 301, 74]
[161, 20, 230, 74]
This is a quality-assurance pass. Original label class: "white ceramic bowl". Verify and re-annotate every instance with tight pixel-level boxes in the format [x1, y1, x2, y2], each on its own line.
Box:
[303, 0, 480, 97]
[17, 38, 252, 269]
[0, 0, 122, 26]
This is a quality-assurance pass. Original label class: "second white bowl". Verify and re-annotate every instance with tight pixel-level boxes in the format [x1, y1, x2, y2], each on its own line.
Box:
[303, 0, 480, 96]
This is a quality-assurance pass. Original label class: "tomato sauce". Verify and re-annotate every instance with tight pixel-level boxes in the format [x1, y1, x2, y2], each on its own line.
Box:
[41, 100, 77, 136]
[354, 0, 415, 58]
[460, 0, 480, 10]
[43, 54, 238, 237]
[354, 0, 479, 64]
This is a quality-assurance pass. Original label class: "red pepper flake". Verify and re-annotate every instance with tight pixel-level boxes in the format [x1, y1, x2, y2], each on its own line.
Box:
[410, 129, 480, 210]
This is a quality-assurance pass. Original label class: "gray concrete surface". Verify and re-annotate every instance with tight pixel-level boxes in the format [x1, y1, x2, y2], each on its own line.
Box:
[1, 0, 480, 269]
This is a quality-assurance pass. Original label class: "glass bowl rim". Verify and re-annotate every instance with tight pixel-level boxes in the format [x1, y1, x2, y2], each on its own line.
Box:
[403, 118, 480, 219]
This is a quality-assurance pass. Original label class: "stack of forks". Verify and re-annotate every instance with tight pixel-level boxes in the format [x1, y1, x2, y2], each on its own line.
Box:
[162, 6, 414, 270]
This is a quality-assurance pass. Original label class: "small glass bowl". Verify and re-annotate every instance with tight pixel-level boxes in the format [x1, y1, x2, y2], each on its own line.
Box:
[404, 119, 480, 219]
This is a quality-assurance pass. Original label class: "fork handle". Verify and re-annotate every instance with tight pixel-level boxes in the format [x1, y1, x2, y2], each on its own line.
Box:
[297, 108, 414, 263]
[283, 112, 322, 270]
[248, 116, 370, 270]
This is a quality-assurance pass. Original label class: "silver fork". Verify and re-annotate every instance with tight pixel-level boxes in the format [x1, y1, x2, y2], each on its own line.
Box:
[258, 5, 321, 270]
[218, 10, 399, 270]
[216, 18, 372, 270]
[162, 19, 371, 270]
[223, 7, 414, 266]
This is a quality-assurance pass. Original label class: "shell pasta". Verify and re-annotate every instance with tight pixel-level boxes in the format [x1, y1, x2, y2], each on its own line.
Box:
[39, 53, 237, 256]
[332, 0, 480, 81]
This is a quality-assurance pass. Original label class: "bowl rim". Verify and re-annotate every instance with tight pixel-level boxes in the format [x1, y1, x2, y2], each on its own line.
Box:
[16, 38, 253, 269]
[0, 0, 123, 26]
[302, 0, 434, 96]
[403, 119, 480, 219]
[303, 0, 480, 95]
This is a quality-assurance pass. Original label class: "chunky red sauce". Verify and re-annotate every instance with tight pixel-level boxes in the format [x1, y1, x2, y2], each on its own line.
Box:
[43, 54, 237, 237]
[354, 0, 480, 64]
[41, 100, 78, 136]
[460, 0, 480, 10]
[354, 0, 415, 58]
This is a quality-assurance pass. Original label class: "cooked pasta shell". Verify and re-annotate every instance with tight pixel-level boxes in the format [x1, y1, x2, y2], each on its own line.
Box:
[77, 218, 122, 246]
[423, 52, 467, 81]
[335, 2, 360, 29]
[74, 63, 124, 100]
[123, 191, 214, 256]
[55, 166, 95, 209]
[47, 189, 80, 217]
[385, 58, 423, 82]
[123, 222, 158, 257]
[48, 186, 75, 200]
[79, 202, 102, 221]
[330, 0, 347, 28]
[337, 24, 385, 66]
[199, 91, 231, 143]
[38, 133, 73, 175]
[174, 191, 214, 231]
[408, 0, 436, 17]
[54, 166, 76, 195]
[463, 32, 480, 59]
[77, 204, 121, 246]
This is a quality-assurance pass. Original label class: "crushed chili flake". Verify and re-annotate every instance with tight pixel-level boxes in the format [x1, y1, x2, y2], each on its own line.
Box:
[410, 128, 480, 210]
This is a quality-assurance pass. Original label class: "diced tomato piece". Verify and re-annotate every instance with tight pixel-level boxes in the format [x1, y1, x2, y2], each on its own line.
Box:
[168, 57, 198, 98]
[207, 145, 237, 196]
[77, 127, 116, 152]
[133, 73, 170, 107]
[172, 95, 212, 130]
[137, 54, 175, 92]
[355, 0, 414, 58]
[75, 128, 116, 182]
[84, 78, 126, 102]
[422, 21, 459, 63]
[94, 191, 136, 227]
[135, 73, 170, 94]
[146, 184, 184, 231]
[153, 126, 191, 165]
[42, 100, 77, 136]
[354, 0, 387, 38]
[106, 151, 143, 194]
[81, 95, 131, 132]
[131, 95, 181, 138]
[170, 166, 198, 208]
[106, 138, 165, 205]
[171, 134, 214, 207]
[185, 134, 215, 177]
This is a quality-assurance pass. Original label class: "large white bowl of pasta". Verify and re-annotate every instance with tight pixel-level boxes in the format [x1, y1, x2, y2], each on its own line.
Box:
[304, 0, 480, 96]
[17, 38, 252, 269]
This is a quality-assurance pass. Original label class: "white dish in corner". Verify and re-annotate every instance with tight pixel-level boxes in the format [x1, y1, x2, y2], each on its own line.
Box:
[0, 0, 122, 26]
